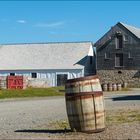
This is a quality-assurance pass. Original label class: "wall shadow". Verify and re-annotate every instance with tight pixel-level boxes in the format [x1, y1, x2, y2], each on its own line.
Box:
[112, 95, 140, 101]
[133, 70, 140, 78]
[15, 129, 72, 134]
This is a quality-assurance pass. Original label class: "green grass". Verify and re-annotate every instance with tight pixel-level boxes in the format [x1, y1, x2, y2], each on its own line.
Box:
[121, 88, 131, 91]
[106, 109, 140, 124]
[0, 86, 65, 99]
[105, 88, 131, 92]
[48, 120, 70, 129]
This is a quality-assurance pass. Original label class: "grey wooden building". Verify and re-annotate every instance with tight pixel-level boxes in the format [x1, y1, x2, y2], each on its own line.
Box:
[94, 22, 140, 87]
[0, 42, 96, 87]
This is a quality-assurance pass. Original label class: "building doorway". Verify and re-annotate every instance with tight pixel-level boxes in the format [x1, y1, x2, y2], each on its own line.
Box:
[115, 53, 123, 67]
[57, 74, 68, 86]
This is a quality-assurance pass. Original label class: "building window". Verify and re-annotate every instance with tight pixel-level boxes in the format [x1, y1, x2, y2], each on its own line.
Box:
[128, 52, 133, 59]
[31, 73, 37, 78]
[105, 52, 110, 59]
[124, 35, 129, 42]
[115, 53, 123, 67]
[116, 35, 123, 49]
[10, 73, 15, 76]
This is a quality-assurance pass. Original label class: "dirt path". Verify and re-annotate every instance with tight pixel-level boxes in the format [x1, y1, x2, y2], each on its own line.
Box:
[0, 91, 139, 139]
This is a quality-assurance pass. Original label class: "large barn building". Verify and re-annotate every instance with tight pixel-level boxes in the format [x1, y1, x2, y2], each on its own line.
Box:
[0, 42, 96, 87]
[95, 22, 140, 87]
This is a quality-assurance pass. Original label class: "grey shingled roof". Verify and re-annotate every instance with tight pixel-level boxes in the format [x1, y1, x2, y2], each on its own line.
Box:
[0, 42, 92, 70]
[120, 22, 140, 39]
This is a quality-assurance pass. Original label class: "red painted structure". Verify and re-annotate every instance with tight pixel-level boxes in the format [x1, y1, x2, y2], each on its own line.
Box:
[7, 76, 23, 89]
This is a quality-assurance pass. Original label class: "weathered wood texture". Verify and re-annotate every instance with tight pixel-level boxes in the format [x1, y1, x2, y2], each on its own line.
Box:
[65, 75, 105, 133]
[95, 23, 140, 70]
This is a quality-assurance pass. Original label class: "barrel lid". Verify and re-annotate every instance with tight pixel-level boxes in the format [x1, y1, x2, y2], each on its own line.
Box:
[66, 75, 99, 83]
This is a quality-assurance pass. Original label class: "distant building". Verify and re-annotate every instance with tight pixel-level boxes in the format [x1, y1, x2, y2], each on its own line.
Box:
[0, 42, 96, 87]
[95, 22, 140, 87]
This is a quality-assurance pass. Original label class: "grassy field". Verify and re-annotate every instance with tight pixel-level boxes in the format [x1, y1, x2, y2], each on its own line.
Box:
[106, 109, 140, 124]
[0, 86, 65, 99]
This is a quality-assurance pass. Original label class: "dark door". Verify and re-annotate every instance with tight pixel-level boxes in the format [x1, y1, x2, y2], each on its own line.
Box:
[57, 74, 68, 86]
[116, 35, 123, 49]
[115, 53, 123, 67]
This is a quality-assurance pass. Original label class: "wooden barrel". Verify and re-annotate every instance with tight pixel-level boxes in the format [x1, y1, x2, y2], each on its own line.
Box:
[112, 83, 117, 91]
[65, 75, 105, 133]
[117, 83, 122, 91]
[123, 82, 127, 88]
[102, 83, 107, 91]
[108, 83, 112, 91]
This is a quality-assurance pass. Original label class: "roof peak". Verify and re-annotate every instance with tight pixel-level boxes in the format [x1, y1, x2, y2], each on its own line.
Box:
[119, 22, 140, 30]
[117, 22, 140, 39]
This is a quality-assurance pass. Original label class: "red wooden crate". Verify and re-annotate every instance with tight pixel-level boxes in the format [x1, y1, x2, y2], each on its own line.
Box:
[7, 76, 23, 89]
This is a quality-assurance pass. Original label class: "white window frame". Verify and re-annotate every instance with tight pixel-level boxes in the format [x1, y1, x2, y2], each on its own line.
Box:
[123, 35, 129, 42]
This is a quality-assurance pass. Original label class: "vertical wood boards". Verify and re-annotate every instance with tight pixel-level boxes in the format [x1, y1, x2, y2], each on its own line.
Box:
[65, 75, 105, 133]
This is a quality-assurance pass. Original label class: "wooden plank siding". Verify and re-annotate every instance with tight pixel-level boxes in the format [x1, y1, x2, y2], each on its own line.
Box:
[95, 22, 140, 70]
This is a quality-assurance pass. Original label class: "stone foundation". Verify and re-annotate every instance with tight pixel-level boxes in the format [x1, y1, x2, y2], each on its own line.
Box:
[97, 70, 140, 88]
[0, 76, 7, 89]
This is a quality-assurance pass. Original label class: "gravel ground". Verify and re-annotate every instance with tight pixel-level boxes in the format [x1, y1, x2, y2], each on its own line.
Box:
[55, 121, 140, 140]
[0, 90, 139, 139]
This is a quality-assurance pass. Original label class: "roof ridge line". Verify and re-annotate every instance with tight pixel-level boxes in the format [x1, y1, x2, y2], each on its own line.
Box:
[119, 22, 140, 30]
[0, 41, 93, 45]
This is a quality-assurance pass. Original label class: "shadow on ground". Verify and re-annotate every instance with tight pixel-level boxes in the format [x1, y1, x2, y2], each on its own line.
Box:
[15, 129, 72, 134]
[112, 95, 140, 101]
